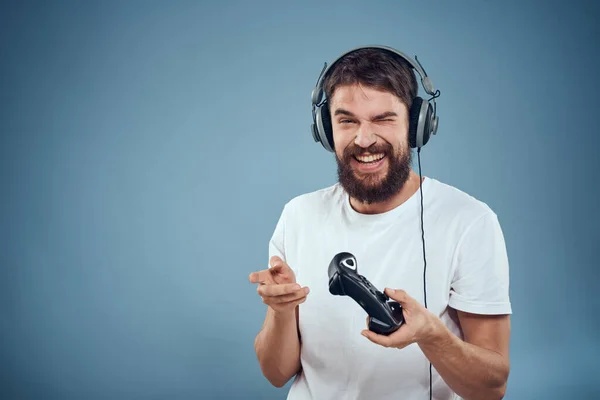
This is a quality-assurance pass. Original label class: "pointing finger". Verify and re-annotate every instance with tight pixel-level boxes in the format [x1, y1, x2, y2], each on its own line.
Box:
[249, 269, 271, 284]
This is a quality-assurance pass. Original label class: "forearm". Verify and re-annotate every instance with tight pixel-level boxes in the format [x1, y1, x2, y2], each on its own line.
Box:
[254, 307, 301, 387]
[418, 320, 509, 400]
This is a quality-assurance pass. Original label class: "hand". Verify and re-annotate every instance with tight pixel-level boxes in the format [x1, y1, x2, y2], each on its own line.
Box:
[249, 256, 309, 315]
[361, 288, 441, 349]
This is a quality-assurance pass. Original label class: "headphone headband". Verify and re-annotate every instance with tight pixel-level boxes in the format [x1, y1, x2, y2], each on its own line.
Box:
[310, 44, 440, 152]
[311, 45, 437, 106]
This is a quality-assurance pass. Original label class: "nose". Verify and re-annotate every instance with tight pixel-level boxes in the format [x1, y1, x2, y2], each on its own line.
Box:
[354, 124, 377, 149]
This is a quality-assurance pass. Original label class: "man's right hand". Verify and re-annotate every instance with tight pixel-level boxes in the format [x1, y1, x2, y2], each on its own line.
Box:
[249, 256, 310, 315]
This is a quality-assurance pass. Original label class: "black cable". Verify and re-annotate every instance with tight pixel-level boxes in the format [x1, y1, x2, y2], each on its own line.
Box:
[417, 148, 427, 309]
[417, 147, 432, 400]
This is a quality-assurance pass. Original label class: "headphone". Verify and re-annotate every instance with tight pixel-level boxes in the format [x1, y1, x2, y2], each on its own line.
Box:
[310, 45, 440, 152]
[311, 45, 441, 400]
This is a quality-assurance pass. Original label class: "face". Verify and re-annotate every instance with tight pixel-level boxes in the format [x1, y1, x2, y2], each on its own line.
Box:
[330, 84, 412, 204]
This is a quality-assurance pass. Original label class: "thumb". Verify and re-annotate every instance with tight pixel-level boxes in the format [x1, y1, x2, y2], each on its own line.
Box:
[270, 256, 293, 274]
[269, 255, 284, 269]
[384, 288, 414, 306]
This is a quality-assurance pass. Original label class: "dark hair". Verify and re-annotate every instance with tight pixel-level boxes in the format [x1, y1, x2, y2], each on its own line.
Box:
[323, 48, 418, 111]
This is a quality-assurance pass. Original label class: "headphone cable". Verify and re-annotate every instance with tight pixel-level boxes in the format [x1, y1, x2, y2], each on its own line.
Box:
[417, 147, 432, 400]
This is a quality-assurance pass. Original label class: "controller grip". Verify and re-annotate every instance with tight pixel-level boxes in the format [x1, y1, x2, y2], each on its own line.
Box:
[368, 301, 404, 335]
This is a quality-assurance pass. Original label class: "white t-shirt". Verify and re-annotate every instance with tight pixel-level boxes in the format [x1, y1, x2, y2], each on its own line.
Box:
[268, 176, 512, 400]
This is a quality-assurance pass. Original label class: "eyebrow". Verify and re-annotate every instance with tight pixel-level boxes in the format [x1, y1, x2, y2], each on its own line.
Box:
[333, 109, 398, 120]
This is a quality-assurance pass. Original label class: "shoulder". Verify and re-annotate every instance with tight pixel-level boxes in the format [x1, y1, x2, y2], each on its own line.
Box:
[426, 177, 499, 228]
[281, 182, 345, 218]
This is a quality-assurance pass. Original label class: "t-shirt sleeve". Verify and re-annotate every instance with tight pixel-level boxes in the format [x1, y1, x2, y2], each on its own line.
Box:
[448, 210, 512, 315]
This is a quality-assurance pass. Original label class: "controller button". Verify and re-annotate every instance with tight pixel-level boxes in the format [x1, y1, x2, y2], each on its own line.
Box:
[376, 291, 388, 303]
[341, 258, 356, 270]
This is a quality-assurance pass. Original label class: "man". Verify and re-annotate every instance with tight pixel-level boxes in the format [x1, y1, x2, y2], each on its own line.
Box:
[249, 46, 512, 400]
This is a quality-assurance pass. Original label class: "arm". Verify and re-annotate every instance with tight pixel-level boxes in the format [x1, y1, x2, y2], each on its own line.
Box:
[252, 204, 305, 387]
[254, 305, 302, 387]
[421, 210, 511, 398]
[418, 311, 511, 400]
[362, 211, 512, 398]
[361, 289, 511, 400]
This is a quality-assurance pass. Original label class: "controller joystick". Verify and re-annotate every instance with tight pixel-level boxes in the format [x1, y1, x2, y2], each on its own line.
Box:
[328, 252, 404, 335]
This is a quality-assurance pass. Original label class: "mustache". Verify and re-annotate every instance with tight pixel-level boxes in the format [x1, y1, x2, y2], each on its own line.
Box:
[343, 143, 392, 158]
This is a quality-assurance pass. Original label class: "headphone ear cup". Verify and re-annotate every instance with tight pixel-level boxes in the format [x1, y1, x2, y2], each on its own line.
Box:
[409, 97, 434, 148]
[408, 97, 422, 148]
[316, 101, 335, 152]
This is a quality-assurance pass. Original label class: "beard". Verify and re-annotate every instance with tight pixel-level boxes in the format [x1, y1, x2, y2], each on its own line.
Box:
[336, 141, 412, 205]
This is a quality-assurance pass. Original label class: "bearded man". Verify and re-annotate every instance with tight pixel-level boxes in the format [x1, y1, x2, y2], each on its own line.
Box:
[249, 46, 512, 400]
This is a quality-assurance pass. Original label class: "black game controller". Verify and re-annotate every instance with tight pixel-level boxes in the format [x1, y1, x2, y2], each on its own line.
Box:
[328, 252, 404, 335]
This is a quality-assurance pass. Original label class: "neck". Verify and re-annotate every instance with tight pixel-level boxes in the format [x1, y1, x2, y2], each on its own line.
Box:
[349, 170, 424, 215]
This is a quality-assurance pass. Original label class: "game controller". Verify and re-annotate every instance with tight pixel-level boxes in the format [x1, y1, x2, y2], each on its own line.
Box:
[328, 252, 404, 335]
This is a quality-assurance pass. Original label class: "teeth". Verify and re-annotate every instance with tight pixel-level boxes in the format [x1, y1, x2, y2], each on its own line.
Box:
[356, 153, 384, 163]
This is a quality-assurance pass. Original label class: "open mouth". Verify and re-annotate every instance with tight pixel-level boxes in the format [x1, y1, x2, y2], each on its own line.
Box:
[353, 153, 386, 164]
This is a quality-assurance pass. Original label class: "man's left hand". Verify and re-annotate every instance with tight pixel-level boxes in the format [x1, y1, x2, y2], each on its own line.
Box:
[361, 288, 442, 349]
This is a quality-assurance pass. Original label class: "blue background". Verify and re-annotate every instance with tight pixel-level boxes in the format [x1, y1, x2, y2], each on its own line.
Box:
[1, 0, 599, 399]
